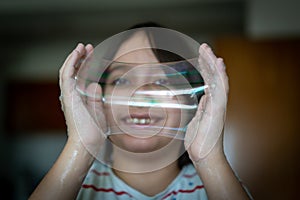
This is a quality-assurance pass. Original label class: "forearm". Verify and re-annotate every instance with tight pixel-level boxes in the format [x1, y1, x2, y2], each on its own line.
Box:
[29, 137, 94, 200]
[194, 147, 250, 200]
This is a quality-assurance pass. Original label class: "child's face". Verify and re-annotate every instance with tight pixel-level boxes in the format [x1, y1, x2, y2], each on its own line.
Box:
[103, 31, 189, 153]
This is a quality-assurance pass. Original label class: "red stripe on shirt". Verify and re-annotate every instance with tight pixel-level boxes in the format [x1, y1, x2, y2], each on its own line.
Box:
[161, 185, 204, 199]
[82, 184, 133, 197]
[183, 172, 197, 178]
[91, 169, 110, 176]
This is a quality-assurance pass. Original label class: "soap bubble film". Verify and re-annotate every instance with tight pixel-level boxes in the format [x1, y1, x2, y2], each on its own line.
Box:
[73, 27, 216, 172]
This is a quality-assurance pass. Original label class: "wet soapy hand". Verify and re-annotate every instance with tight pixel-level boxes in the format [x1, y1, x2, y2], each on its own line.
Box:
[185, 43, 229, 162]
[59, 43, 106, 156]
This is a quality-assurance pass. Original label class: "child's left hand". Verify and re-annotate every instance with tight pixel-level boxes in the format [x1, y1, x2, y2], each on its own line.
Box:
[185, 43, 229, 162]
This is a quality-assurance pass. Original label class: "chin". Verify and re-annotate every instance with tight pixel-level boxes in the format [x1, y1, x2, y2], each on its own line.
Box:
[108, 134, 172, 153]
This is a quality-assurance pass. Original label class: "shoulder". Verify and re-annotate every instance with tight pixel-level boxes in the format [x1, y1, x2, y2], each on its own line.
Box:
[77, 161, 123, 200]
[82, 160, 112, 185]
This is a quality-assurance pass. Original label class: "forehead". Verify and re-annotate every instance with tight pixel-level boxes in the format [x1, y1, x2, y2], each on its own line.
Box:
[113, 31, 159, 64]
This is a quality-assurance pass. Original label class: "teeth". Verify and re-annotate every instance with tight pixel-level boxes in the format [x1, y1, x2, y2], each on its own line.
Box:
[126, 118, 151, 124]
[126, 118, 132, 123]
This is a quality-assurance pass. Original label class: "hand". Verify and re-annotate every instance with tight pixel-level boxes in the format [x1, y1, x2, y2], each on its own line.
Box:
[59, 43, 106, 156]
[185, 43, 229, 162]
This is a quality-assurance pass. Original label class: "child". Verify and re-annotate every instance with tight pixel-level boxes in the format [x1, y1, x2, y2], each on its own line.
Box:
[29, 23, 250, 200]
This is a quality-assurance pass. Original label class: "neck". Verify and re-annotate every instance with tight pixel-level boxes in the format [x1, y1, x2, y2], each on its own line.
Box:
[110, 143, 182, 196]
[113, 161, 180, 196]
[111, 140, 182, 173]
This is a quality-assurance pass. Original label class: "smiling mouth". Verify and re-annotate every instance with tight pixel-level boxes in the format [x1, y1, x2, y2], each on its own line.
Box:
[126, 117, 151, 125]
[122, 114, 163, 127]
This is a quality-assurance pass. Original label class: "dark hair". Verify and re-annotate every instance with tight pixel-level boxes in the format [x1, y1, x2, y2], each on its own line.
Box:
[102, 22, 203, 169]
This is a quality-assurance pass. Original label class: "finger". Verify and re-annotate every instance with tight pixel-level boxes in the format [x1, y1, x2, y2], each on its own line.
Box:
[63, 43, 87, 79]
[195, 94, 208, 116]
[185, 96, 212, 150]
[202, 46, 228, 94]
[85, 82, 103, 102]
[72, 44, 92, 79]
[62, 49, 80, 80]
[60, 43, 83, 73]
[75, 43, 86, 58]
[73, 44, 93, 73]
[72, 44, 95, 103]
[60, 44, 86, 96]
[59, 53, 73, 78]
[198, 47, 214, 104]
[85, 44, 94, 55]
[198, 48, 229, 111]
[198, 44, 228, 100]
[200, 43, 218, 71]
[59, 53, 72, 88]
[85, 83, 107, 133]
[59, 50, 78, 92]
[209, 57, 229, 106]
[59, 43, 82, 87]
[59, 43, 83, 82]
[216, 58, 229, 95]
[73, 43, 87, 69]
[198, 44, 215, 85]
[80, 44, 94, 73]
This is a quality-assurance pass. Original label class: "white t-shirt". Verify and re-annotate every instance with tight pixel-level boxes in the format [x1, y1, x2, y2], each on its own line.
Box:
[77, 161, 208, 200]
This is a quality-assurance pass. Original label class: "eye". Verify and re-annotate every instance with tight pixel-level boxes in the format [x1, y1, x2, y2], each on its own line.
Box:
[112, 78, 131, 85]
[154, 79, 169, 85]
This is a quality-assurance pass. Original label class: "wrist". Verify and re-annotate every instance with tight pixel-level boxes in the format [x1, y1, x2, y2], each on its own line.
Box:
[192, 138, 227, 172]
[65, 137, 95, 166]
[192, 146, 250, 199]
[193, 151, 227, 170]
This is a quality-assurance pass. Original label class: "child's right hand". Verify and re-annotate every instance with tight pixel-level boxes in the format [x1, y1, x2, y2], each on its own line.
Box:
[59, 43, 106, 156]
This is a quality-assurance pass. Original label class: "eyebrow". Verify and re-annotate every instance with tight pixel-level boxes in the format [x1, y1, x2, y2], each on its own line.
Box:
[100, 64, 131, 79]
[108, 64, 129, 72]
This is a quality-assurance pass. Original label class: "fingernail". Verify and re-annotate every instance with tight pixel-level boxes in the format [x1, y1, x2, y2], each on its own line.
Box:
[201, 43, 208, 48]
[199, 43, 208, 52]
[86, 44, 93, 48]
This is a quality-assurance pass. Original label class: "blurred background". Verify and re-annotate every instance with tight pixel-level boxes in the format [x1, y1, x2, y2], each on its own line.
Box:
[0, 0, 299, 199]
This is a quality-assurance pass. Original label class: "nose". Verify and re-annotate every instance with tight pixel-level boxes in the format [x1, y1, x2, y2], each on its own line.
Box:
[129, 83, 178, 110]
[128, 83, 167, 124]
[129, 83, 157, 108]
